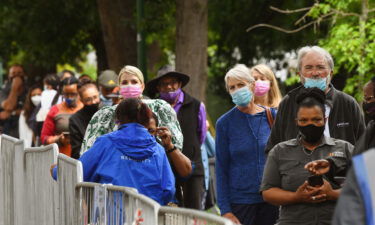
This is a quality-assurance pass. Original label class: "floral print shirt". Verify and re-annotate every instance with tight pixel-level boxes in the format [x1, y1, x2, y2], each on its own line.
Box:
[80, 99, 183, 155]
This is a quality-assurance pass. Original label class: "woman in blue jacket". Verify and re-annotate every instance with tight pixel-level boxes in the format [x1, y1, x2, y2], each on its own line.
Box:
[215, 64, 279, 225]
[54, 98, 175, 205]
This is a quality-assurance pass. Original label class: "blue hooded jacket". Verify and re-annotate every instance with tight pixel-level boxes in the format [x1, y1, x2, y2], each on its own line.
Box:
[78, 123, 175, 205]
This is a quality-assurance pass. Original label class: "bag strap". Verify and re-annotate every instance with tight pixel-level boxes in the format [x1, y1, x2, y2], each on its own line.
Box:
[265, 107, 274, 128]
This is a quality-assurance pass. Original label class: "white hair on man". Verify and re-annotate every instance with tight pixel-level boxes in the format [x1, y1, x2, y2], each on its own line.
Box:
[224, 64, 255, 90]
[297, 46, 334, 71]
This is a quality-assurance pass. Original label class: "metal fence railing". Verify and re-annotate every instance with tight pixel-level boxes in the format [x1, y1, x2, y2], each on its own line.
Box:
[0, 134, 231, 225]
[158, 206, 233, 225]
[58, 153, 83, 225]
[24, 145, 59, 225]
[75, 182, 161, 225]
[0, 135, 24, 225]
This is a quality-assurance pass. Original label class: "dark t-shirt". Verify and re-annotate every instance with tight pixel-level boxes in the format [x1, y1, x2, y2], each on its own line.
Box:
[260, 136, 353, 225]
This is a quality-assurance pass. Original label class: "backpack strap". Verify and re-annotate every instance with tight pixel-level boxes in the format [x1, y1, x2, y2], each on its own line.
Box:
[265, 107, 274, 128]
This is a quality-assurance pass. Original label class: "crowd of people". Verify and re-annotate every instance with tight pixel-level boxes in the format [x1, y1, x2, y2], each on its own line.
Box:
[1, 45, 375, 224]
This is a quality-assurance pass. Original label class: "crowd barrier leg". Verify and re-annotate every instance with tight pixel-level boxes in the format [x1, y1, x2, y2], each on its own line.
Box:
[0, 135, 24, 225]
[23, 144, 59, 225]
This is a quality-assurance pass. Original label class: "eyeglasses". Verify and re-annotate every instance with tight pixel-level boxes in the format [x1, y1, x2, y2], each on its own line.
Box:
[364, 96, 375, 103]
[158, 79, 179, 88]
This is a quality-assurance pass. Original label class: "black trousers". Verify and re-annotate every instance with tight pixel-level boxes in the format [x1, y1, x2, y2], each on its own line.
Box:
[231, 202, 279, 225]
[180, 175, 205, 210]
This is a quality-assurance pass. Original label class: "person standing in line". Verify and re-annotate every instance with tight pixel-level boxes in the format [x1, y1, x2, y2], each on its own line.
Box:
[261, 88, 353, 225]
[41, 77, 83, 157]
[19, 85, 42, 147]
[215, 64, 278, 225]
[97, 70, 119, 107]
[0, 64, 26, 138]
[265, 46, 365, 154]
[80, 65, 183, 157]
[251, 64, 282, 108]
[146, 65, 207, 209]
[355, 77, 375, 155]
[53, 98, 175, 205]
[69, 80, 101, 159]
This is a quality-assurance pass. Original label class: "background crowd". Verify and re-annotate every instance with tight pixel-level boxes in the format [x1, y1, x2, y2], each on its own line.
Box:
[1, 45, 375, 225]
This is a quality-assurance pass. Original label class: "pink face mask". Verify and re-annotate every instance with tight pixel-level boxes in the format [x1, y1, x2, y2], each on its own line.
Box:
[254, 80, 271, 96]
[120, 85, 143, 99]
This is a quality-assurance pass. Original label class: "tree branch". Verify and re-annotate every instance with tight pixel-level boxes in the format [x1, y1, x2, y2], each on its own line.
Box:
[270, 6, 312, 14]
[246, 12, 334, 33]
[368, 8, 375, 13]
[331, 9, 360, 17]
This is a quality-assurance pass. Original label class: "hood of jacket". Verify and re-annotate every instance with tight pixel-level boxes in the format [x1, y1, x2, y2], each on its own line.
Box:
[108, 123, 157, 160]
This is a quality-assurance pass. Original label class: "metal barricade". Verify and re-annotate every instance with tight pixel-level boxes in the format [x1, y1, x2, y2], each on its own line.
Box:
[58, 153, 83, 225]
[23, 144, 59, 225]
[76, 182, 160, 225]
[158, 206, 234, 225]
[0, 134, 24, 225]
[107, 185, 160, 224]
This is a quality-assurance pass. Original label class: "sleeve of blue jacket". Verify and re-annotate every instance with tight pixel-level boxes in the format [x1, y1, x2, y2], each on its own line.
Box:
[51, 137, 108, 181]
[215, 118, 231, 215]
[159, 145, 176, 205]
[79, 136, 108, 182]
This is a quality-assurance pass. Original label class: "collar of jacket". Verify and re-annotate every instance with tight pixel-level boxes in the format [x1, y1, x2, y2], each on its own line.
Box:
[118, 122, 145, 130]
[285, 134, 336, 147]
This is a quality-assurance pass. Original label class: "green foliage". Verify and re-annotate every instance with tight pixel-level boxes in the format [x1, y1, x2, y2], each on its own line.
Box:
[0, 0, 100, 71]
[306, 0, 375, 100]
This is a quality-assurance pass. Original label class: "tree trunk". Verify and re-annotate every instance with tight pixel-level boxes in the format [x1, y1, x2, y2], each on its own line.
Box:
[96, 0, 137, 73]
[175, 0, 208, 102]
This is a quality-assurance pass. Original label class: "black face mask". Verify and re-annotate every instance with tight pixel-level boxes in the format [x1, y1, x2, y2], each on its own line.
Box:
[84, 103, 99, 114]
[298, 124, 325, 144]
[363, 101, 375, 119]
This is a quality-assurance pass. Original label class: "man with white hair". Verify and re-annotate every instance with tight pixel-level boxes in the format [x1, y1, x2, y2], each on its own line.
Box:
[265, 46, 365, 153]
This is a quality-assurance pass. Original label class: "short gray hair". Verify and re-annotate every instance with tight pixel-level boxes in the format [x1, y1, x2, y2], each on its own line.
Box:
[224, 64, 254, 90]
[297, 46, 334, 71]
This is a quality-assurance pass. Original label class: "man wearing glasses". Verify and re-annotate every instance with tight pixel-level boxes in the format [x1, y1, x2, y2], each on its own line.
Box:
[265, 46, 365, 154]
[146, 65, 207, 210]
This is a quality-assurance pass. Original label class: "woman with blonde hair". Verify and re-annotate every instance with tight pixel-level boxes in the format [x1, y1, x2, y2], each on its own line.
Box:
[81, 65, 183, 154]
[250, 64, 282, 108]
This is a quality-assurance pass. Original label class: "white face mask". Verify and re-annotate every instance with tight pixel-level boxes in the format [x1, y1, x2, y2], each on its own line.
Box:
[31, 95, 42, 106]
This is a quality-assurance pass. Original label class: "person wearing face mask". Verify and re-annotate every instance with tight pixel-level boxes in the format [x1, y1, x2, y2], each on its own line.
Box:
[51, 98, 175, 206]
[98, 70, 119, 107]
[145, 65, 207, 209]
[41, 77, 83, 157]
[265, 46, 365, 154]
[215, 64, 278, 225]
[69, 80, 101, 159]
[36, 74, 60, 122]
[251, 64, 282, 108]
[0, 64, 27, 138]
[80, 65, 183, 159]
[261, 88, 353, 225]
[19, 85, 43, 147]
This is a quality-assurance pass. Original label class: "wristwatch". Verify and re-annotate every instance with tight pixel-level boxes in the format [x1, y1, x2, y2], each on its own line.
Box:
[166, 145, 177, 154]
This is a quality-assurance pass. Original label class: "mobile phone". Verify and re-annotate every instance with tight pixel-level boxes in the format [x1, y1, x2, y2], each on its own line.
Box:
[308, 175, 324, 187]
[62, 132, 70, 136]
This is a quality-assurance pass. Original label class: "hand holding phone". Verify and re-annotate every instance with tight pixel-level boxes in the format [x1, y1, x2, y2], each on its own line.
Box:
[308, 175, 324, 187]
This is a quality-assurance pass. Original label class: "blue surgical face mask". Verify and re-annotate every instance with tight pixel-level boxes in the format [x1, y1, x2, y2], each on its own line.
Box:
[230, 86, 253, 107]
[100, 94, 113, 107]
[65, 98, 77, 107]
[302, 75, 330, 91]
